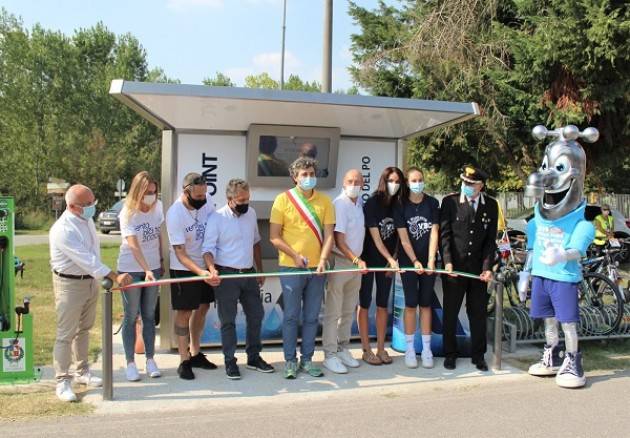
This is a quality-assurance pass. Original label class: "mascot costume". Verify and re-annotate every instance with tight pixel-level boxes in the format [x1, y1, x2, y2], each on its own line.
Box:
[517, 124, 599, 389]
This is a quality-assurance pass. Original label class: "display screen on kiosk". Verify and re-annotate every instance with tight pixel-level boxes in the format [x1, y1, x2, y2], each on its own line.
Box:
[246, 125, 340, 188]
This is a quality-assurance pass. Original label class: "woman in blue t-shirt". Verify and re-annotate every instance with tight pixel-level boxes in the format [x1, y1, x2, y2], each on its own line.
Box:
[358, 167, 406, 366]
[394, 167, 439, 369]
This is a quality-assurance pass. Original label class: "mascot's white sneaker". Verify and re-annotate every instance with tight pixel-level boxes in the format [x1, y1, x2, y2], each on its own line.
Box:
[556, 352, 586, 388]
[528, 344, 563, 376]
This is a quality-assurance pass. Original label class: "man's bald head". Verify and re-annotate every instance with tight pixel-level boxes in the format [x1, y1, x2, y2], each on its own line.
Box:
[343, 169, 363, 187]
[65, 185, 95, 216]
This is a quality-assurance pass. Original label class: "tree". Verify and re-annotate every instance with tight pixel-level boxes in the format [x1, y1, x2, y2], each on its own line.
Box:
[203, 72, 234, 87]
[348, 0, 630, 193]
[0, 9, 163, 219]
[244, 72, 279, 89]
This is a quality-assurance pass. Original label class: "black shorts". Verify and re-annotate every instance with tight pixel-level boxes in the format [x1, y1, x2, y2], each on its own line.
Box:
[359, 271, 393, 309]
[170, 269, 214, 311]
[401, 271, 436, 308]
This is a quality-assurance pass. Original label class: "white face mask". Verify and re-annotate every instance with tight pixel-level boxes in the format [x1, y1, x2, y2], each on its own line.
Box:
[143, 194, 157, 205]
[387, 182, 400, 196]
[344, 185, 361, 199]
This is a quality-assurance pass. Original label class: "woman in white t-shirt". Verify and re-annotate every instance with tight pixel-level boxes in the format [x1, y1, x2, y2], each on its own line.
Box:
[117, 171, 164, 382]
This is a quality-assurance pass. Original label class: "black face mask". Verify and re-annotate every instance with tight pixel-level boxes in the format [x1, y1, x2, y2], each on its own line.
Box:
[186, 192, 207, 210]
[233, 203, 249, 215]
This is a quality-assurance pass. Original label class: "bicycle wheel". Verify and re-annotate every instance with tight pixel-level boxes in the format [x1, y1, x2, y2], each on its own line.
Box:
[578, 272, 624, 336]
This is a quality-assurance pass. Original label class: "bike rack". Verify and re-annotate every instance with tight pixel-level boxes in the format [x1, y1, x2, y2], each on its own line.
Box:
[497, 303, 630, 348]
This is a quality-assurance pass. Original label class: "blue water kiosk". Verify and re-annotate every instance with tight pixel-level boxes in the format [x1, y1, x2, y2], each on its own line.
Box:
[109, 80, 479, 353]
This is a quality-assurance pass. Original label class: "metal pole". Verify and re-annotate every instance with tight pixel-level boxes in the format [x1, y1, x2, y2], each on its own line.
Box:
[492, 273, 504, 371]
[280, 0, 287, 90]
[101, 278, 113, 401]
[321, 0, 333, 92]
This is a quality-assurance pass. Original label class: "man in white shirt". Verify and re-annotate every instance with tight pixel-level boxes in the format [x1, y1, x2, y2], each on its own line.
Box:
[322, 169, 367, 374]
[202, 179, 274, 379]
[49, 184, 132, 402]
[166, 173, 217, 380]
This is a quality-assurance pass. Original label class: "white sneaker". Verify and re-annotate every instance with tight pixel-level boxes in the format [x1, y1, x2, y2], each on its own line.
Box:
[405, 350, 418, 369]
[421, 349, 434, 369]
[74, 371, 102, 387]
[146, 358, 161, 378]
[323, 355, 348, 374]
[126, 363, 141, 381]
[56, 380, 77, 402]
[337, 348, 360, 368]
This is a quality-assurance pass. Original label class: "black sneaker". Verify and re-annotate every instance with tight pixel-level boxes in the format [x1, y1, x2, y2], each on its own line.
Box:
[190, 352, 218, 370]
[246, 356, 275, 373]
[225, 359, 241, 380]
[177, 360, 195, 380]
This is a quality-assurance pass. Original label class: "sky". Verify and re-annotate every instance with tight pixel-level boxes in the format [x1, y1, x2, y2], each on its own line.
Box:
[1, 0, 391, 91]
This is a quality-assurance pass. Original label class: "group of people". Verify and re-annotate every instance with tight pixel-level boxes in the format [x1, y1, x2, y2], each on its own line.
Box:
[49, 156, 500, 402]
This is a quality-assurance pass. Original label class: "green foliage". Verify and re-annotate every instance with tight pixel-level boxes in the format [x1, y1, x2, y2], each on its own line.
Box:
[15, 209, 54, 231]
[348, 0, 630, 193]
[203, 72, 234, 87]
[283, 74, 321, 92]
[0, 9, 162, 217]
[244, 72, 279, 89]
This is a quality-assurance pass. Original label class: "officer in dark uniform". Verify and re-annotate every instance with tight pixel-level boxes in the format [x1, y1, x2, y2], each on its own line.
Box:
[439, 165, 498, 371]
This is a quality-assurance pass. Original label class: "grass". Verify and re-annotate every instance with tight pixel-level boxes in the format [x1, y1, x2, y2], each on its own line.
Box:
[15, 229, 50, 236]
[0, 243, 122, 421]
[0, 384, 94, 420]
[1, 243, 628, 419]
[14, 243, 123, 366]
[506, 339, 630, 372]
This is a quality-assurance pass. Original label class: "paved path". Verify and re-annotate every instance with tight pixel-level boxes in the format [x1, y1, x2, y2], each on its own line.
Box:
[14, 233, 121, 246]
[5, 336, 630, 437]
[3, 358, 629, 437]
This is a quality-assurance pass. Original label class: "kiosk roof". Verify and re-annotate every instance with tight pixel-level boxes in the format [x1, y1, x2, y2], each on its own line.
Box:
[110, 79, 479, 139]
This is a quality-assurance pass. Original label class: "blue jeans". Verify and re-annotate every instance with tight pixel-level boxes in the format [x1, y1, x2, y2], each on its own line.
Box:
[280, 267, 326, 362]
[120, 270, 160, 363]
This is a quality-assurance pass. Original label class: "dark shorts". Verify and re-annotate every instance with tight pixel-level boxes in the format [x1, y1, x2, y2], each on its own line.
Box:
[359, 271, 393, 309]
[529, 276, 579, 323]
[401, 271, 436, 308]
[170, 269, 214, 311]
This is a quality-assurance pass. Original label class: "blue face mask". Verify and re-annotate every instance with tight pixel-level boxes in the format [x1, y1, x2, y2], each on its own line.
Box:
[299, 176, 317, 190]
[461, 183, 475, 198]
[81, 204, 96, 220]
[409, 181, 425, 194]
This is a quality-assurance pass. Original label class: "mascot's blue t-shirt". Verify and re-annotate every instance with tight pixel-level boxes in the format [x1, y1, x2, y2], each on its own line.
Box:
[526, 200, 595, 283]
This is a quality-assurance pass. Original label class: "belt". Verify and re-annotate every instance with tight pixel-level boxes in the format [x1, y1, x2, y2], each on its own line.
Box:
[53, 270, 93, 280]
[215, 265, 256, 274]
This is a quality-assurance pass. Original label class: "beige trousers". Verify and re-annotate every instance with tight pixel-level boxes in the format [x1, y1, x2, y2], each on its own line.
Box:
[52, 274, 98, 382]
[322, 255, 361, 356]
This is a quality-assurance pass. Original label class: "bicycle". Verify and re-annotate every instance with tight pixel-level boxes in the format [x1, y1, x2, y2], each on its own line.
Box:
[577, 271, 624, 336]
[583, 246, 627, 302]
[487, 231, 525, 314]
[489, 232, 624, 338]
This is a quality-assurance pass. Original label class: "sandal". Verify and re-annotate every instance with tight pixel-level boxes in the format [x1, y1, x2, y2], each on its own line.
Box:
[377, 350, 393, 365]
[362, 350, 382, 366]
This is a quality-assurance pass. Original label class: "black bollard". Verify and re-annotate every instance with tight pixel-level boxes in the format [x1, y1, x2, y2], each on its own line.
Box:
[492, 272, 505, 371]
[101, 277, 113, 401]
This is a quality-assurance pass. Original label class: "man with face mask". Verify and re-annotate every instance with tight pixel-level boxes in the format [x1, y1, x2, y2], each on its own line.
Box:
[270, 157, 336, 379]
[593, 204, 614, 252]
[202, 179, 274, 379]
[165, 172, 217, 380]
[50, 184, 133, 402]
[322, 169, 367, 374]
[439, 165, 498, 372]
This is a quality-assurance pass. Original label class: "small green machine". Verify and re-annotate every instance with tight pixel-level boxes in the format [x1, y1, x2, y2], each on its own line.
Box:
[0, 196, 38, 383]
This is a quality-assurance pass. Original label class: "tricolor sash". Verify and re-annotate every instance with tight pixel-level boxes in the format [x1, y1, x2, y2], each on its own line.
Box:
[286, 187, 324, 246]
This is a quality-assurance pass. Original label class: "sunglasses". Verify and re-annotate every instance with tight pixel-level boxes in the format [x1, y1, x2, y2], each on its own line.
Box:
[184, 176, 206, 188]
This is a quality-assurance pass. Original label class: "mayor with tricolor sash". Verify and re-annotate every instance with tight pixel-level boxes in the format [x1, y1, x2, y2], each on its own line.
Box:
[269, 156, 336, 380]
